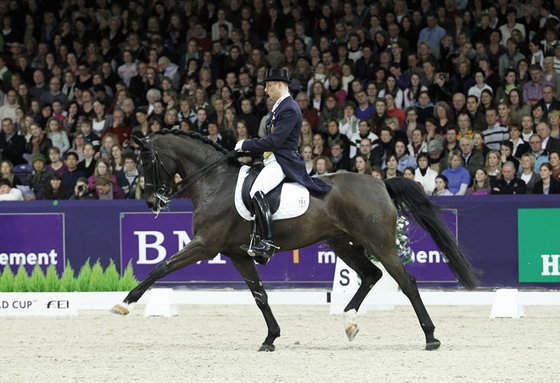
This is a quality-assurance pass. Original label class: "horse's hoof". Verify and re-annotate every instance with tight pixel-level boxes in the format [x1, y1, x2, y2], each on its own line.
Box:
[345, 324, 359, 341]
[425, 339, 441, 350]
[258, 344, 276, 352]
[110, 303, 130, 316]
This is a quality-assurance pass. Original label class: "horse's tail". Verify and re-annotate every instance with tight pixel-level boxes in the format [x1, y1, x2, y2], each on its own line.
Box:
[383, 177, 480, 290]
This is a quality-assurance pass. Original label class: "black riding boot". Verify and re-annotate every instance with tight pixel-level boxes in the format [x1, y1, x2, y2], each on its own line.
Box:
[241, 191, 278, 259]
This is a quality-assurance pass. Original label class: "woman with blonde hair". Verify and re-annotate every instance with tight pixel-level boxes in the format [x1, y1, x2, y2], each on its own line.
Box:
[456, 113, 474, 140]
[433, 101, 451, 133]
[88, 158, 117, 189]
[1, 160, 22, 186]
[135, 175, 145, 200]
[484, 149, 503, 183]
[548, 109, 560, 139]
[298, 118, 314, 149]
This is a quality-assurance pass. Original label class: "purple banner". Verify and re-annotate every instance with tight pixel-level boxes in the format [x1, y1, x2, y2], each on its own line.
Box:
[120, 211, 457, 284]
[405, 209, 458, 282]
[0, 213, 65, 276]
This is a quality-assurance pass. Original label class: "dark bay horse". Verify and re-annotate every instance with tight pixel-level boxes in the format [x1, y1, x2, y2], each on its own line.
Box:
[111, 130, 479, 351]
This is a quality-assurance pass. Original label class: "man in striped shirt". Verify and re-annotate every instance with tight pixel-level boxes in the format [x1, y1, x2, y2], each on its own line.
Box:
[483, 107, 510, 150]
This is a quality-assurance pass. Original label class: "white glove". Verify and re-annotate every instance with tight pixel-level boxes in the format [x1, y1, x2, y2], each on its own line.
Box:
[234, 140, 245, 152]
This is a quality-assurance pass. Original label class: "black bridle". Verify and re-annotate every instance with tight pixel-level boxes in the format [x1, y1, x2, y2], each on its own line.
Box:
[141, 136, 236, 207]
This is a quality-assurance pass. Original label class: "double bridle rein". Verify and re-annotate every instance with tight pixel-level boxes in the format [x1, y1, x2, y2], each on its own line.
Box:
[141, 136, 236, 207]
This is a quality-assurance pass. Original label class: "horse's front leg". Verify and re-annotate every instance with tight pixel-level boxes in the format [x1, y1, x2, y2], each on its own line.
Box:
[230, 256, 280, 352]
[110, 237, 216, 315]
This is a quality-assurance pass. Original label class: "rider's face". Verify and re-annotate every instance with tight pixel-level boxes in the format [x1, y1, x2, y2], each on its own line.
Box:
[264, 81, 282, 100]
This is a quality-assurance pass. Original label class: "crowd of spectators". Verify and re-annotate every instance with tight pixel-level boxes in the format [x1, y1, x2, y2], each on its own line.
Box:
[2, 0, 560, 202]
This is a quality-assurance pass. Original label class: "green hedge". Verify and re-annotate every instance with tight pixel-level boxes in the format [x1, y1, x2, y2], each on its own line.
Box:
[0, 259, 138, 292]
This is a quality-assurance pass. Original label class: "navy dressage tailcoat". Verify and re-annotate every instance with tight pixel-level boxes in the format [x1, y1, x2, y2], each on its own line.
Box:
[241, 96, 332, 196]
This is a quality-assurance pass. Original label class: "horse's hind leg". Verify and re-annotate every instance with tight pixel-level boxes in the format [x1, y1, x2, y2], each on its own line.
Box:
[327, 234, 383, 341]
[230, 256, 280, 352]
[110, 236, 217, 315]
[365, 242, 440, 350]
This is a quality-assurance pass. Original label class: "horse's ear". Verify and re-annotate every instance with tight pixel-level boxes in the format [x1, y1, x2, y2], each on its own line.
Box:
[132, 135, 144, 147]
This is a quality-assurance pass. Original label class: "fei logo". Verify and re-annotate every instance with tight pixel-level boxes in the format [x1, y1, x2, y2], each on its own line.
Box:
[518, 209, 560, 282]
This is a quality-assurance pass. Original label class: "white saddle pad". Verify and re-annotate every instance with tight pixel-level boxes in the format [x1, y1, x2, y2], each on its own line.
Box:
[234, 165, 310, 221]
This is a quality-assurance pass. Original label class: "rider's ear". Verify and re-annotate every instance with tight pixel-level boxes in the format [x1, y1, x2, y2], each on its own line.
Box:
[132, 135, 144, 147]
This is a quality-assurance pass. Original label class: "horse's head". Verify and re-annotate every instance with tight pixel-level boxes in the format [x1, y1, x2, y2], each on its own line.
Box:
[133, 134, 178, 213]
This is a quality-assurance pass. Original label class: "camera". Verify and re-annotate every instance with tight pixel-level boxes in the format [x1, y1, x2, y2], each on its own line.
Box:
[438, 73, 446, 80]
[77, 185, 86, 192]
[147, 74, 153, 78]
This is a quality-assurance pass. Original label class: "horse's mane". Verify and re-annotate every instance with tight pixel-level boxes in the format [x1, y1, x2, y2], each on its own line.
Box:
[153, 129, 241, 167]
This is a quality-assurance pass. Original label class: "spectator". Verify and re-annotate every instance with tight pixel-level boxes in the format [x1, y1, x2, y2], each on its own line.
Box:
[46, 147, 68, 175]
[483, 107, 510, 150]
[441, 149, 471, 195]
[101, 109, 131, 146]
[432, 175, 454, 196]
[517, 152, 541, 194]
[0, 117, 26, 165]
[533, 162, 560, 194]
[1, 159, 22, 186]
[466, 168, 492, 196]
[61, 152, 84, 196]
[0, 178, 24, 201]
[414, 153, 438, 196]
[526, 133, 550, 171]
[0, 89, 20, 123]
[491, 161, 527, 194]
[70, 177, 98, 200]
[329, 139, 351, 172]
[92, 176, 124, 199]
[27, 153, 52, 196]
[36, 173, 68, 200]
[45, 117, 70, 155]
[460, 136, 485, 180]
[382, 152, 403, 179]
[312, 156, 333, 176]
[116, 152, 140, 199]
[353, 154, 372, 175]
[523, 64, 552, 106]
[40, 77, 69, 109]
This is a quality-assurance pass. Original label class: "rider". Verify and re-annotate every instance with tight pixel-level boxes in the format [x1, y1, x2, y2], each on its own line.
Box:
[235, 68, 332, 259]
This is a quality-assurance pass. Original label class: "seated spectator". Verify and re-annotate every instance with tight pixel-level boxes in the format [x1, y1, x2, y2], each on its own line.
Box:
[517, 153, 541, 194]
[407, 128, 427, 158]
[1, 159, 22, 186]
[353, 154, 372, 175]
[0, 178, 24, 201]
[466, 168, 492, 196]
[117, 153, 140, 199]
[26, 153, 52, 197]
[88, 158, 117, 190]
[46, 147, 68, 175]
[70, 177, 98, 200]
[95, 177, 125, 199]
[492, 161, 527, 194]
[414, 153, 438, 196]
[485, 150, 503, 183]
[312, 133, 331, 159]
[36, 173, 68, 200]
[312, 156, 333, 176]
[533, 162, 560, 194]
[432, 175, 453, 196]
[383, 138, 416, 172]
[382, 152, 403, 179]
[1, 117, 27, 166]
[135, 175, 145, 200]
[61, 152, 84, 197]
[329, 139, 351, 172]
[441, 149, 471, 195]
[460, 136, 485, 179]
[77, 142, 97, 179]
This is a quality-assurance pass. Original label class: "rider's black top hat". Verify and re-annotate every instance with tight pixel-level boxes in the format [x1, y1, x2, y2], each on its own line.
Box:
[262, 68, 292, 84]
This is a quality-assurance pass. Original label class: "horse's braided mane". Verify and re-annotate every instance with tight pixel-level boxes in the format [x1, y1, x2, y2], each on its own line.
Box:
[153, 129, 241, 166]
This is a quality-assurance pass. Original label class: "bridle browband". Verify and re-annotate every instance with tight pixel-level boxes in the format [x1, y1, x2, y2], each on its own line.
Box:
[141, 135, 236, 207]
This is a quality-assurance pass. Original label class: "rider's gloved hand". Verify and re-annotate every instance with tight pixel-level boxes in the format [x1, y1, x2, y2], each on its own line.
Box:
[234, 140, 245, 152]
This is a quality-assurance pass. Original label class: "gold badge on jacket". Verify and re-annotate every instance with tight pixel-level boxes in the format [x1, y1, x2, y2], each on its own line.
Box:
[270, 124, 275, 132]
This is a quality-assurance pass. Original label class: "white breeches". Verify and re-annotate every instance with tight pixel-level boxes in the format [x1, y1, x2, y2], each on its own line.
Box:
[250, 154, 286, 197]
